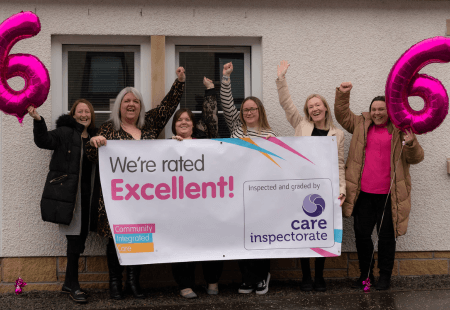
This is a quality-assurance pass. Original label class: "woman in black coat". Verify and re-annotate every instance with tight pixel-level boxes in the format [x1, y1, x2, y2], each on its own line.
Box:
[28, 100, 100, 304]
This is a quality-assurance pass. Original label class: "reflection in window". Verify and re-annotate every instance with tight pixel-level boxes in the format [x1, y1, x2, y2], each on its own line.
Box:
[179, 52, 246, 138]
[68, 51, 134, 127]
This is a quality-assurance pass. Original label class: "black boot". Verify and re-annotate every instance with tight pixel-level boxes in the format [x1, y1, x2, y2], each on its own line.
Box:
[126, 266, 145, 299]
[300, 258, 313, 291]
[106, 239, 124, 300]
[313, 258, 326, 292]
[375, 273, 391, 290]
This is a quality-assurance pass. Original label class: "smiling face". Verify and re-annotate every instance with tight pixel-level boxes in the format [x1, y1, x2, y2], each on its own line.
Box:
[175, 112, 194, 138]
[307, 97, 327, 126]
[241, 99, 260, 128]
[120, 92, 141, 124]
[370, 100, 388, 126]
[73, 102, 91, 128]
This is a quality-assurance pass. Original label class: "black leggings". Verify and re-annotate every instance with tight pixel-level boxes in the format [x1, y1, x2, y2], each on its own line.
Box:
[353, 191, 396, 276]
[300, 257, 325, 279]
[238, 259, 270, 284]
[172, 261, 223, 290]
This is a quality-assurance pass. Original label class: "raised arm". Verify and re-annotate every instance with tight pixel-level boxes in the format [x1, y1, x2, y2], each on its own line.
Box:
[219, 62, 241, 134]
[28, 106, 61, 150]
[144, 67, 185, 134]
[276, 60, 303, 129]
[196, 77, 219, 138]
[334, 82, 359, 134]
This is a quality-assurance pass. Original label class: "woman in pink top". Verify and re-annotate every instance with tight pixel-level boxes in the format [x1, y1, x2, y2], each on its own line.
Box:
[335, 82, 424, 290]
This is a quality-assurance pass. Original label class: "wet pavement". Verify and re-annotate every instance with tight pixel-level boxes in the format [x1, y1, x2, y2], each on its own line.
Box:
[145, 290, 450, 310]
[1, 276, 450, 310]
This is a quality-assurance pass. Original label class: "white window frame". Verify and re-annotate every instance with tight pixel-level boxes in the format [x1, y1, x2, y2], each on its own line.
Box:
[51, 35, 151, 128]
[165, 37, 262, 137]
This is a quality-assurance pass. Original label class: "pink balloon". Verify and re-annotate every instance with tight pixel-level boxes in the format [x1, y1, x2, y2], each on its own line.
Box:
[385, 37, 450, 135]
[0, 11, 50, 123]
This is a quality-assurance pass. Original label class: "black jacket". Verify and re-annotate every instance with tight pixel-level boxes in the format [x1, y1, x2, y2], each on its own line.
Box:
[33, 115, 99, 229]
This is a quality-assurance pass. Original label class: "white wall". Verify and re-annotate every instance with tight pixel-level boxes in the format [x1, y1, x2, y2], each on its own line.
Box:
[2, 0, 450, 256]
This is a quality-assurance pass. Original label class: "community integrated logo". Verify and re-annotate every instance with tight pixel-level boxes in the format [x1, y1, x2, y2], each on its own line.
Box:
[113, 224, 155, 253]
[302, 194, 325, 217]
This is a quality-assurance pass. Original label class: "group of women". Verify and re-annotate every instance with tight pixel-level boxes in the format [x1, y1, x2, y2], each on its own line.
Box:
[29, 61, 424, 304]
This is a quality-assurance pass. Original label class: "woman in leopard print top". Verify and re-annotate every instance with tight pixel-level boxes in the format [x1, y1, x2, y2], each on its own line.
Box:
[87, 67, 186, 301]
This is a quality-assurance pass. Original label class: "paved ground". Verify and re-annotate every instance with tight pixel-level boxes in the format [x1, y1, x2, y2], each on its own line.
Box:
[1, 275, 450, 310]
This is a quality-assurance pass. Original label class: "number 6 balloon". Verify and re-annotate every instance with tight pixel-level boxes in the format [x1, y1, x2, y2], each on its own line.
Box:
[0, 11, 50, 123]
[385, 37, 450, 135]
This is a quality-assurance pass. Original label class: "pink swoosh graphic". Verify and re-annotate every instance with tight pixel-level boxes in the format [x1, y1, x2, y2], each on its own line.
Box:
[267, 137, 314, 164]
[311, 248, 339, 257]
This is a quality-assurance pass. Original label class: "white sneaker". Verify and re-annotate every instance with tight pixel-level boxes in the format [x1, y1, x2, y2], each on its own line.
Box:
[255, 273, 270, 295]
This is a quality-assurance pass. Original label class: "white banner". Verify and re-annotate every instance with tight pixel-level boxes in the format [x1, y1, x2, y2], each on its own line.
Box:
[99, 137, 342, 265]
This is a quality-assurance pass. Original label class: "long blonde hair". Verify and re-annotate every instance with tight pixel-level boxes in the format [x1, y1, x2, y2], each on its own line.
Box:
[303, 94, 335, 130]
[240, 96, 272, 134]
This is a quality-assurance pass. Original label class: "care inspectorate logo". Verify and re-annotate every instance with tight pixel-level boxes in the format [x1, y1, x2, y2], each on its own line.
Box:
[302, 194, 325, 217]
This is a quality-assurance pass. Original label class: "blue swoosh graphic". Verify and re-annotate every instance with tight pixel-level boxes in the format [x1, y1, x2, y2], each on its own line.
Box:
[213, 138, 284, 160]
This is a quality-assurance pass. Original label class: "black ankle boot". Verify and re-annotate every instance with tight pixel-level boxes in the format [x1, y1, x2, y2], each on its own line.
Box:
[126, 266, 145, 299]
[300, 258, 313, 291]
[106, 239, 124, 300]
[300, 276, 313, 291]
[375, 274, 391, 290]
[314, 276, 326, 292]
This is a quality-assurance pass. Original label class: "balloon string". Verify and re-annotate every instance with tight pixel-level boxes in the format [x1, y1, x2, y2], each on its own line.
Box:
[365, 142, 405, 282]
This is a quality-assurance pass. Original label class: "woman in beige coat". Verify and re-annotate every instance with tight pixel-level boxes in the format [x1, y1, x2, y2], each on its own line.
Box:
[334, 82, 424, 290]
[276, 61, 346, 292]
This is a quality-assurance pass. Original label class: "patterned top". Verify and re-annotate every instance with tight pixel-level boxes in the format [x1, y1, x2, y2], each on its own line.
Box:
[220, 78, 277, 138]
[192, 88, 219, 139]
[86, 79, 184, 238]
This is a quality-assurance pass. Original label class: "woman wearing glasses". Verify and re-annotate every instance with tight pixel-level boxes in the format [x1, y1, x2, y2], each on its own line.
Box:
[275, 60, 346, 292]
[220, 62, 275, 295]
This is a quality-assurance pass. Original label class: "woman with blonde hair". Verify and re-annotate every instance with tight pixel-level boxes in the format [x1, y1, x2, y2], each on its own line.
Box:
[276, 60, 346, 292]
[87, 67, 186, 300]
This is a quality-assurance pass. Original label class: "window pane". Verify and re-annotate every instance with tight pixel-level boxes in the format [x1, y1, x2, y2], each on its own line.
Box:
[67, 51, 134, 127]
[179, 52, 245, 138]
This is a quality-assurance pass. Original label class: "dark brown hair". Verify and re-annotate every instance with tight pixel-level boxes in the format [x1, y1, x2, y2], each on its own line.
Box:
[172, 108, 196, 135]
[369, 96, 386, 112]
[69, 99, 95, 130]
[369, 95, 393, 133]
